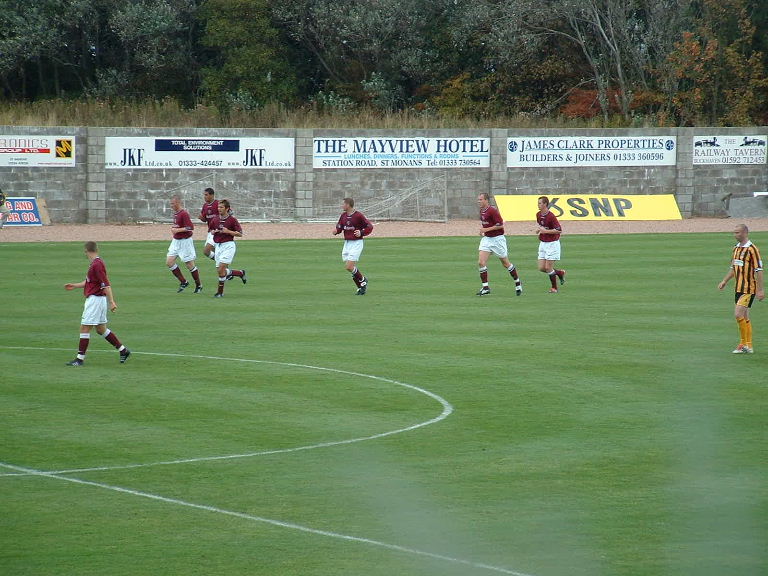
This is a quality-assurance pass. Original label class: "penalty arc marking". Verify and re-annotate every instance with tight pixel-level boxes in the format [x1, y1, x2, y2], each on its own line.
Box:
[0, 346, 453, 475]
[0, 345, 539, 576]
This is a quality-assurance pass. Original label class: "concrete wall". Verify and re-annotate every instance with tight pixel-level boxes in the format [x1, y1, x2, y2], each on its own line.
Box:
[1, 125, 766, 223]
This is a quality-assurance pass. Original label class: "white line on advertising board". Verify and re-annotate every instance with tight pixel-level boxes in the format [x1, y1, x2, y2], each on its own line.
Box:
[507, 136, 676, 167]
[313, 137, 490, 168]
[104, 137, 294, 169]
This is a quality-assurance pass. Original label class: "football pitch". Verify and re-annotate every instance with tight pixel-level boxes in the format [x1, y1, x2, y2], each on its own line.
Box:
[1, 233, 766, 576]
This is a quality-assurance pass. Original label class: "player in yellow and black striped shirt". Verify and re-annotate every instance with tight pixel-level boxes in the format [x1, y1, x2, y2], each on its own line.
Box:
[718, 224, 765, 353]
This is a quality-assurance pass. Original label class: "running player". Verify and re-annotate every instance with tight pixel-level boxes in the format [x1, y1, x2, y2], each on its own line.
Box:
[718, 223, 765, 353]
[198, 187, 219, 262]
[536, 196, 566, 293]
[211, 199, 246, 298]
[332, 197, 373, 295]
[0, 187, 10, 229]
[476, 193, 522, 296]
[167, 194, 202, 293]
[64, 241, 130, 366]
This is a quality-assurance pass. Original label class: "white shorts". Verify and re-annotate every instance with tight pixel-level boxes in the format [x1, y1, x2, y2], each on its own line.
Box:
[479, 235, 508, 259]
[167, 237, 196, 262]
[205, 231, 215, 247]
[538, 240, 561, 261]
[342, 239, 364, 262]
[81, 295, 108, 326]
[215, 241, 236, 265]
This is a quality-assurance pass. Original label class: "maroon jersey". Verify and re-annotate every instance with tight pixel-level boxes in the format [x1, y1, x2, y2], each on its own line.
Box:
[200, 200, 219, 232]
[172, 209, 194, 239]
[480, 205, 504, 237]
[537, 210, 562, 242]
[211, 213, 242, 243]
[84, 257, 110, 298]
[335, 210, 373, 240]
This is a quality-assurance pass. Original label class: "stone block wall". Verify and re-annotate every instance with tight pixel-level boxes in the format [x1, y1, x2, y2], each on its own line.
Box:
[1, 125, 766, 223]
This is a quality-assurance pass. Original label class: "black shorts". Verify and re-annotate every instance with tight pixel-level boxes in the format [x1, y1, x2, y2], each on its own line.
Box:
[735, 292, 756, 308]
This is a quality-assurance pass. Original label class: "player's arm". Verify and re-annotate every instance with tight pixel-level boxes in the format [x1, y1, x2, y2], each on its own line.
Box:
[359, 217, 373, 237]
[64, 280, 86, 290]
[718, 268, 734, 290]
[755, 268, 765, 301]
[221, 221, 243, 237]
[102, 285, 118, 311]
[482, 222, 504, 234]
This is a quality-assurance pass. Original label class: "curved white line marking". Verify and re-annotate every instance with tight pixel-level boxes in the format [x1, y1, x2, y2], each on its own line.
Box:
[0, 461, 537, 576]
[0, 348, 536, 575]
[0, 346, 453, 475]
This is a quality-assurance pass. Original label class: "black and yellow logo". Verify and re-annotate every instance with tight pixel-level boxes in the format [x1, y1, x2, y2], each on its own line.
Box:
[55, 139, 73, 158]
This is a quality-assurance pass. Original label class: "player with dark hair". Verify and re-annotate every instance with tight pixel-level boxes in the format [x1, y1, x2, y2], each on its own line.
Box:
[64, 241, 130, 366]
[333, 197, 373, 295]
[536, 196, 566, 293]
[476, 193, 522, 296]
[211, 199, 246, 298]
[199, 187, 219, 262]
[718, 223, 765, 353]
[167, 194, 202, 293]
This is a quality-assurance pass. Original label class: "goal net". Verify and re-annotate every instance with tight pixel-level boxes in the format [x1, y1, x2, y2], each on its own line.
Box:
[133, 172, 447, 223]
[147, 174, 294, 223]
[311, 173, 448, 222]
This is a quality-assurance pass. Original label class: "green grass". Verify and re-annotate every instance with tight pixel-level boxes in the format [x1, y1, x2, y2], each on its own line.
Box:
[1, 234, 766, 576]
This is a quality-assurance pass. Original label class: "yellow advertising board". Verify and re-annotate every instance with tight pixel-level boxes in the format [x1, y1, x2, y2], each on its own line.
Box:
[495, 194, 682, 221]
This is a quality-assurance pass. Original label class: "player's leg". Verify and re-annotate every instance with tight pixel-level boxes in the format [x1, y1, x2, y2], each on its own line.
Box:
[550, 240, 566, 285]
[96, 323, 130, 362]
[68, 296, 101, 365]
[180, 239, 202, 291]
[538, 241, 563, 292]
[343, 241, 366, 293]
[498, 240, 522, 295]
[67, 323, 93, 366]
[214, 243, 236, 297]
[477, 242, 491, 295]
[223, 244, 245, 284]
[167, 241, 188, 291]
[203, 232, 216, 261]
[185, 259, 202, 291]
[733, 294, 755, 352]
[215, 261, 228, 297]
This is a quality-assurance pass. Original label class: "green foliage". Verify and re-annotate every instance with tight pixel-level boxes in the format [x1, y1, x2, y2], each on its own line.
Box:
[662, 0, 768, 125]
[0, 0, 766, 125]
[198, 0, 299, 111]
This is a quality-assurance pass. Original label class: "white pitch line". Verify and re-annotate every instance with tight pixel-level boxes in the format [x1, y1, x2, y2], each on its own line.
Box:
[0, 346, 453, 476]
[0, 462, 537, 576]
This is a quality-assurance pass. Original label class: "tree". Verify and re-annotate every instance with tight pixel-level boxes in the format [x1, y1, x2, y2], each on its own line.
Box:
[198, 0, 299, 111]
[663, 0, 768, 125]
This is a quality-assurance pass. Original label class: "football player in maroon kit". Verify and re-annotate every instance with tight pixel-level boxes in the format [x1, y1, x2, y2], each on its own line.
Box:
[64, 241, 130, 366]
[476, 193, 522, 296]
[167, 195, 202, 293]
[199, 187, 219, 262]
[211, 199, 246, 298]
[536, 195, 566, 293]
[333, 197, 373, 295]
